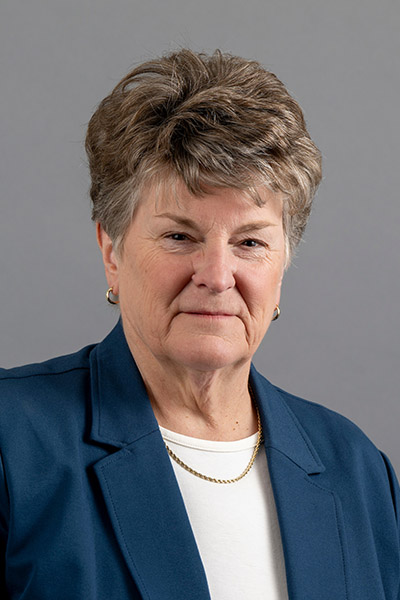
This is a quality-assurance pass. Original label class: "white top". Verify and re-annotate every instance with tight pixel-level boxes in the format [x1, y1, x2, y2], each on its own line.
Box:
[160, 426, 289, 600]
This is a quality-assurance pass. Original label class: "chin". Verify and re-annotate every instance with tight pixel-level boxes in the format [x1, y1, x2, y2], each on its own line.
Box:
[167, 336, 248, 372]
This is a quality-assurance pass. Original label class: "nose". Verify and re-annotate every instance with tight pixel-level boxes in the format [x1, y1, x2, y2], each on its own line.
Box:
[191, 244, 236, 293]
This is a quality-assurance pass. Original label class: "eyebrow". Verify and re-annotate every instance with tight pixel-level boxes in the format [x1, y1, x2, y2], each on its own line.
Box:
[155, 213, 202, 232]
[154, 212, 278, 234]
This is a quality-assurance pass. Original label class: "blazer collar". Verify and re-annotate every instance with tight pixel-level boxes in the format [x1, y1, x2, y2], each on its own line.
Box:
[249, 365, 325, 475]
[89, 320, 159, 447]
[89, 320, 325, 476]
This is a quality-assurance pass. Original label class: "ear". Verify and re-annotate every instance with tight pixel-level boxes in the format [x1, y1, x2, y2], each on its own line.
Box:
[275, 268, 284, 306]
[96, 224, 120, 295]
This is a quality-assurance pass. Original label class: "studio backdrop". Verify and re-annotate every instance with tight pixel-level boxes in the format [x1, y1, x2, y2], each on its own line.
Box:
[1, 0, 399, 470]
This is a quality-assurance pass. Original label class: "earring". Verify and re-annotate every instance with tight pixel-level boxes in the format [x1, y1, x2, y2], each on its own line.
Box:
[106, 287, 119, 305]
[272, 305, 281, 321]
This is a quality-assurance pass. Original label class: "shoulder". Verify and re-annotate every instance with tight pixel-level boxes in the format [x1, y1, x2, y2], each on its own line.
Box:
[252, 366, 374, 449]
[270, 382, 395, 484]
[0, 344, 96, 421]
[274, 384, 373, 447]
[275, 384, 366, 435]
[253, 372, 400, 514]
[251, 365, 390, 474]
[0, 344, 94, 382]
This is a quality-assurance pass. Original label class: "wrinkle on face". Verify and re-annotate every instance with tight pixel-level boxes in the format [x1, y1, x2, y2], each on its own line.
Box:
[107, 181, 285, 375]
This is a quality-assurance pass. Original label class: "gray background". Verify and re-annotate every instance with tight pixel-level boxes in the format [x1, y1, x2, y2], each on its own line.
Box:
[1, 0, 399, 470]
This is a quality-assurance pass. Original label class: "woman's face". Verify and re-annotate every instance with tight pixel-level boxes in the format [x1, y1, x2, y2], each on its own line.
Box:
[99, 183, 285, 373]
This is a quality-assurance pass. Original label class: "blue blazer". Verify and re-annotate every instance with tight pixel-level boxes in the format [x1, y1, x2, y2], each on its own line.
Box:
[1, 321, 399, 599]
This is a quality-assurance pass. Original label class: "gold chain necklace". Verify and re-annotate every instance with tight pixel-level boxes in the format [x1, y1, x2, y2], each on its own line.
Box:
[164, 404, 263, 484]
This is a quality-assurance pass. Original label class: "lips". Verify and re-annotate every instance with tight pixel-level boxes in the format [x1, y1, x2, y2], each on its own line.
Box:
[181, 310, 235, 317]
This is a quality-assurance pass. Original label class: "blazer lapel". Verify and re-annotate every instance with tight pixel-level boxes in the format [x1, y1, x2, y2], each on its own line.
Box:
[89, 322, 210, 600]
[250, 367, 349, 600]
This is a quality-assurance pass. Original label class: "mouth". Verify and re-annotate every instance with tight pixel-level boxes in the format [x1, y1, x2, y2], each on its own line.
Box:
[181, 311, 235, 317]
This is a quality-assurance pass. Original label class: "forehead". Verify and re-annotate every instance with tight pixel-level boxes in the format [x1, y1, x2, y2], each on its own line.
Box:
[137, 180, 283, 225]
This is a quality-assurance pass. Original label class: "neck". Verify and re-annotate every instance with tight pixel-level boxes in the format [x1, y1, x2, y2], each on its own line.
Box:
[126, 340, 257, 442]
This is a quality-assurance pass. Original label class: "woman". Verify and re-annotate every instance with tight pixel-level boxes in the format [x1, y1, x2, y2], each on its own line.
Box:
[0, 49, 399, 599]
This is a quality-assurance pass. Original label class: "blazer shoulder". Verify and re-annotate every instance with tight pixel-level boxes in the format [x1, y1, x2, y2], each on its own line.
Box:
[0, 344, 100, 457]
[0, 344, 95, 382]
[0, 344, 96, 412]
[275, 384, 373, 443]
[271, 383, 388, 470]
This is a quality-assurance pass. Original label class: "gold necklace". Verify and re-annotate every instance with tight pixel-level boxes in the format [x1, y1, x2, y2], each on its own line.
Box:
[164, 405, 263, 484]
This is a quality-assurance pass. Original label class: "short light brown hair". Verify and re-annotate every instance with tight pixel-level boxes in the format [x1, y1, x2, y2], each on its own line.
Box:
[86, 49, 321, 263]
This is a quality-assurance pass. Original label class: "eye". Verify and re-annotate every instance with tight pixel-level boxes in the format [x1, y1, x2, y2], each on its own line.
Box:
[240, 239, 264, 248]
[167, 233, 190, 241]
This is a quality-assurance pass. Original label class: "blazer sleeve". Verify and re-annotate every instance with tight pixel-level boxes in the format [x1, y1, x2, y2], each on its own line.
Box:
[0, 452, 9, 599]
[380, 451, 400, 599]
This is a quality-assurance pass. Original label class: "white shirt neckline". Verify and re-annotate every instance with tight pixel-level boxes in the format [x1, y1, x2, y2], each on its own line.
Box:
[159, 425, 259, 452]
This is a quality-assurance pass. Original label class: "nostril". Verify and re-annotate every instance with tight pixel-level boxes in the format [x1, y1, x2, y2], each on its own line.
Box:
[191, 268, 235, 293]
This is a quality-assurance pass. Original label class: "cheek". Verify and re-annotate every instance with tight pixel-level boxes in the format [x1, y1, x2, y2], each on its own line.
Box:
[123, 251, 192, 316]
[244, 267, 282, 311]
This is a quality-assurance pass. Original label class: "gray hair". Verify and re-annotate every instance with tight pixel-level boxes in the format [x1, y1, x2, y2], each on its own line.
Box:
[86, 49, 322, 264]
